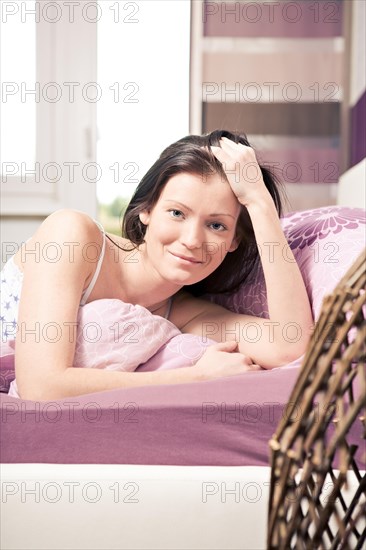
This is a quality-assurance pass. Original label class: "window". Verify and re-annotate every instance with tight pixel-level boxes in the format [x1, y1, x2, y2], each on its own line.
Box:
[97, 0, 191, 208]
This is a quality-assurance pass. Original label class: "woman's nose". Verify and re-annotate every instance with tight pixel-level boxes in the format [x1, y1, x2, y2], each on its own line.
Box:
[180, 223, 203, 249]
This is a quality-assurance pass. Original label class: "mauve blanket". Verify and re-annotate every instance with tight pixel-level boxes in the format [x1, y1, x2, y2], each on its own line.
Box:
[1, 367, 298, 466]
[1, 366, 364, 468]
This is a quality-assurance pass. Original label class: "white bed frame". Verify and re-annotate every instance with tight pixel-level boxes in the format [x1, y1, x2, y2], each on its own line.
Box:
[2, 464, 364, 549]
[1, 464, 271, 550]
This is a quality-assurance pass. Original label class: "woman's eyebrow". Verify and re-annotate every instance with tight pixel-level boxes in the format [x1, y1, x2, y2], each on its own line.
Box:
[163, 199, 235, 219]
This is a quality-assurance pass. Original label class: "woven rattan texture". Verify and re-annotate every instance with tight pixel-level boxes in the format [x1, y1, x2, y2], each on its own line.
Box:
[267, 250, 366, 549]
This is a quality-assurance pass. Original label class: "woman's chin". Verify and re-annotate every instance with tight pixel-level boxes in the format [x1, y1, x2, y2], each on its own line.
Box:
[162, 268, 213, 287]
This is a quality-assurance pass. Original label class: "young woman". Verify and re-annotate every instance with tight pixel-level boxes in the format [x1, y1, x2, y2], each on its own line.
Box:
[1, 130, 313, 401]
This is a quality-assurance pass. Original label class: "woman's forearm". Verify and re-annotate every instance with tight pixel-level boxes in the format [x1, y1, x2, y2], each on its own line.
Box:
[21, 364, 203, 401]
[246, 193, 314, 349]
[210, 138, 313, 351]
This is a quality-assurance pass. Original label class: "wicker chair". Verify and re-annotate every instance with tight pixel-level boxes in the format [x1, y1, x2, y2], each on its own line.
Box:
[267, 249, 366, 549]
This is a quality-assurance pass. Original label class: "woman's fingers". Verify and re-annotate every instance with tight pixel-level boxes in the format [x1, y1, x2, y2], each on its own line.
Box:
[210, 340, 239, 352]
[210, 145, 224, 159]
[246, 364, 263, 371]
[220, 136, 245, 152]
[210, 138, 266, 206]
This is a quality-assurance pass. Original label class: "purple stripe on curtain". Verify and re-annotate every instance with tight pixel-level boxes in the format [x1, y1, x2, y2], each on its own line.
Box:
[350, 90, 366, 168]
[203, 102, 340, 136]
[203, 1, 343, 38]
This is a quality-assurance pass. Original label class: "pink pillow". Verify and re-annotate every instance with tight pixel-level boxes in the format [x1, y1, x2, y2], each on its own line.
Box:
[0, 340, 16, 395]
[73, 299, 181, 371]
[136, 333, 214, 372]
[1, 301, 216, 394]
[72, 299, 215, 372]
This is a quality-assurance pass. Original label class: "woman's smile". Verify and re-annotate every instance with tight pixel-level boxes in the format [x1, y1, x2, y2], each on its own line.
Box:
[168, 251, 203, 265]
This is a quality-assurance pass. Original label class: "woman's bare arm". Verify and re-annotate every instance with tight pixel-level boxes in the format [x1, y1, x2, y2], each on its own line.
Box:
[172, 292, 309, 369]
[40, 341, 258, 401]
[245, 198, 313, 355]
[14, 209, 103, 400]
[22, 363, 201, 401]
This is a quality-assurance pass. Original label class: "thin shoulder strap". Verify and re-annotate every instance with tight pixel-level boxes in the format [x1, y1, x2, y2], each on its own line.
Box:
[164, 296, 173, 320]
[80, 220, 106, 306]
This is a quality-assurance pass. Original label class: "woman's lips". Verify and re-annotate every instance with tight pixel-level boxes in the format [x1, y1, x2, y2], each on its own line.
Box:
[169, 252, 202, 264]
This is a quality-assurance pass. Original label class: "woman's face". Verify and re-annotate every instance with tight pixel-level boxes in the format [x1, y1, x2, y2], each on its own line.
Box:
[138, 172, 241, 286]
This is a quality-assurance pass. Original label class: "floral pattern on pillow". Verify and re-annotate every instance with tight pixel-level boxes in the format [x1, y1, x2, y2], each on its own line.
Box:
[282, 207, 366, 247]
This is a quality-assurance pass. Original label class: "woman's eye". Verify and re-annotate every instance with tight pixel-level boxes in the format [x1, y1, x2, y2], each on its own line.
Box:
[168, 209, 183, 218]
[168, 210, 227, 231]
[210, 222, 227, 232]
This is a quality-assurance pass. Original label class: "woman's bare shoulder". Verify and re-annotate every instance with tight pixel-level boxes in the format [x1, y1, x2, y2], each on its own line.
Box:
[40, 208, 100, 236]
[20, 209, 102, 248]
[14, 209, 102, 272]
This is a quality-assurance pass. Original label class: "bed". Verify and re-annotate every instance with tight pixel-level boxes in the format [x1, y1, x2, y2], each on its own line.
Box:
[1, 205, 365, 549]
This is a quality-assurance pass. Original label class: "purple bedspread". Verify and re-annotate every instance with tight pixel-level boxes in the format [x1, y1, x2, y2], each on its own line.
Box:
[1, 367, 363, 468]
[0, 368, 298, 466]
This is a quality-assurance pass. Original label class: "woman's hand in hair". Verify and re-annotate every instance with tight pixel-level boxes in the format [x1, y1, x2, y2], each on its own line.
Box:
[211, 137, 271, 208]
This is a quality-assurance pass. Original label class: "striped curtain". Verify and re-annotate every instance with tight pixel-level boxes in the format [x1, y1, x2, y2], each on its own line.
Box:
[194, 0, 348, 210]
